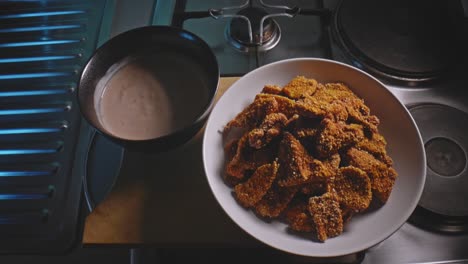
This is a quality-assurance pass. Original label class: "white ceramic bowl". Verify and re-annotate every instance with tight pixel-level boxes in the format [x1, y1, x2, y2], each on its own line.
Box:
[202, 58, 426, 257]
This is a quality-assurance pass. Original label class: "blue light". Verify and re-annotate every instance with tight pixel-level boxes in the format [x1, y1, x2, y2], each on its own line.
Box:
[0, 10, 84, 19]
[0, 149, 57, 155]
[0, 171, 50, 177]
[0, 107, 66, 115]
[0, 128, 61, 135]
[0, 194, 47, 200]
[0, 217, 20, 224]
[352, 61, 363, 69]
[0, 55, 75, 63]
[0, 72, 70, 80]
[0, 39, 79, 48]
[180, 32, 196, 41]
[0, 89, 68, 97]
[0, 24, 80, 33]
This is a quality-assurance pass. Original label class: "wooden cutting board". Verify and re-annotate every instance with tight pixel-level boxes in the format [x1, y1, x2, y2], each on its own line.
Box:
[82, 77, 262, 246]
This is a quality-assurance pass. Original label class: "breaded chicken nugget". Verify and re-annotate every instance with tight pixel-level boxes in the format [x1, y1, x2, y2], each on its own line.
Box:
[282, 76, 318, 99]
[345, 148, 397, 203]
[341, 96, 379, 133]
[258, 93, 326, 118]
[226, 134, 254, 180]
[255, 184, 299, 218]
[248, 113, 288, 149]
[306, 82, 378, 132]
[333, 166, 372, 212]
[234, 161, 279, 208]
[316, 118, 364, 157]
[356, 132, 393, 166]
[277, 132, 312, 187]
[226, 133, 276, 180]
[285, 199, 315, 232]
[261, 84, 283, 95]
[224, 96, 278, 133]
[308, 193, 344, 242]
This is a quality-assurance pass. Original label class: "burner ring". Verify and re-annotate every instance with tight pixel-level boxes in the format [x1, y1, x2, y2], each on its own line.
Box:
[226, 7, 281, 52]
[332, 0, 458, 84]
[409, 206, 468, 233]
[425, 137, 467, 177]
[408, 104, 468, 233]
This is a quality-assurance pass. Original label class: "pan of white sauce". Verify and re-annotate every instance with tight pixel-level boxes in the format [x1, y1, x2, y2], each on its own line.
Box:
[77, 26, 219, 151]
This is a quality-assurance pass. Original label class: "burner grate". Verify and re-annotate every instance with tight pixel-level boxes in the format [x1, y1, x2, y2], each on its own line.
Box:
[208, 0, 299, 51]
[207, 0, 329, 52]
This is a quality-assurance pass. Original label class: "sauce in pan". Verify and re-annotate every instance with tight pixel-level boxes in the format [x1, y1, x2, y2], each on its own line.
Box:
[94, 53, 210, 140]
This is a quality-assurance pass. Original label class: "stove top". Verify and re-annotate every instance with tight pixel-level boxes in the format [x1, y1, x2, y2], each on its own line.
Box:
[174, 0, 331, 75]
[101, 0, 468, 263]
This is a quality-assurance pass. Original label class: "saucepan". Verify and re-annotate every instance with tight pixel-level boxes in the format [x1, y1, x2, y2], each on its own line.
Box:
[77, 26, 219, 152]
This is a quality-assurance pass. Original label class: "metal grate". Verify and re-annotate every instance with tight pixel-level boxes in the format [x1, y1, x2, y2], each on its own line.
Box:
[0, 0, 107, 253]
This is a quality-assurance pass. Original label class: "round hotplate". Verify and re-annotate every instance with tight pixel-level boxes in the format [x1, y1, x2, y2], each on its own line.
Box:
[334, 0, 458, 81]
[408, 104, 468, 232]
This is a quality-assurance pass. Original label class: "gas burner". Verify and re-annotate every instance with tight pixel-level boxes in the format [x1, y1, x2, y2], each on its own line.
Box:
[332, 0, 459, 84]
[408, 104, 468, 233]
[209, 0, 299, 52]
[227, 7, 280, 52]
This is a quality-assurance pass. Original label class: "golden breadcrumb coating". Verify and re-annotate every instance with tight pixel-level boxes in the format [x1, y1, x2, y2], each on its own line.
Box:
[225, 133, 254, 180]
[315, 118, 364, 157]
[224, 96, 278, 132]
[261, 84, 283, 95]
[255, 184, 299, 218]
[277, 132, 314, 187]
[345, 148, 397, 203]
[332, 166, 372, 212]
[248, 113, 288, 149]
[282, 76, 318, 99]
[308, 193, 344, 242]
[356, 132, 393, 166]
[222, 76, 397, 242]
[234, 161, 279, 208]
[285, 199, 315, 232]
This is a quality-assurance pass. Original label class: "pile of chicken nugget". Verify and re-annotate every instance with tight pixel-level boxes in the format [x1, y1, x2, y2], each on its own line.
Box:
[222, 76, 398, 242]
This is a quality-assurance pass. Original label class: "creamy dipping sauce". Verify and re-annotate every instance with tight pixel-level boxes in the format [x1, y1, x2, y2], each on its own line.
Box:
[94, 53, 210, 140]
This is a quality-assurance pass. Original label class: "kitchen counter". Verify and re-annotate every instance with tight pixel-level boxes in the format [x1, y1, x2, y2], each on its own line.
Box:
[82, 77, 261, 246]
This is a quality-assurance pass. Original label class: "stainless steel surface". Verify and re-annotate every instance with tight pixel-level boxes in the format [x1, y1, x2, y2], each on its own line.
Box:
[209, 2, 284, 52]
[183, 0, 328, 75]
[328, 1, 468, 257]
[183, 17, 256, 74]
[409, 105, 468, 217]
[225, 17, 281, 52]
[363, 224, 468, 264]
[208, 0, 251, 42]
[107, 0, 468, 263]
[110, 0, 154, 37]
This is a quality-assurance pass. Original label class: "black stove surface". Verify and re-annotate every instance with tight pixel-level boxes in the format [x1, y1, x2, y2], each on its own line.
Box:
[335, 0, 460, 81]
